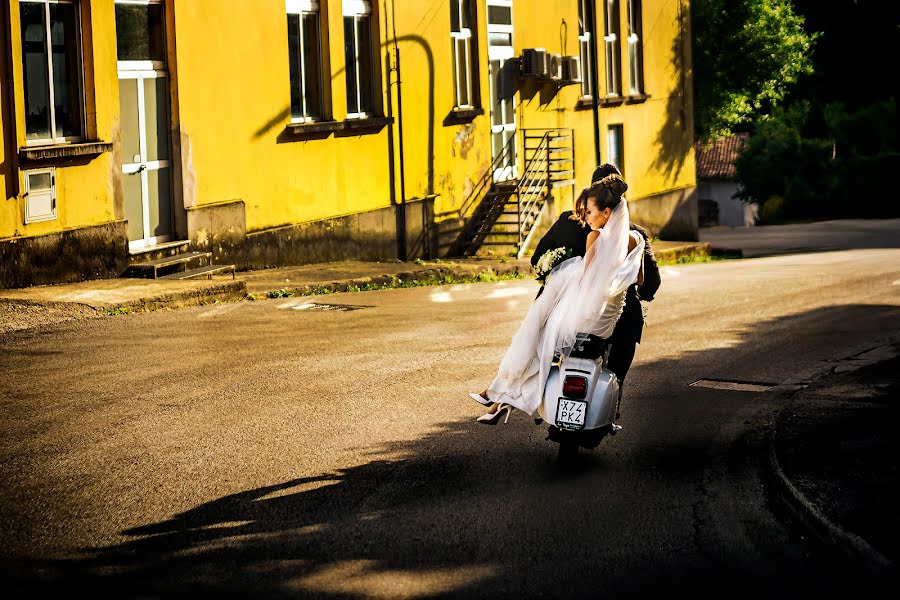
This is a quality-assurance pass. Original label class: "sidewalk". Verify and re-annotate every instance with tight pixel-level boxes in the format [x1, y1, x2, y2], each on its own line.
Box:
[766, 342, 899, 581]
[0, 240, 708, 333]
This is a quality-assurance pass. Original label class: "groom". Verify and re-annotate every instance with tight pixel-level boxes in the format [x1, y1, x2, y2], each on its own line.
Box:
[530, 163, 622, 298]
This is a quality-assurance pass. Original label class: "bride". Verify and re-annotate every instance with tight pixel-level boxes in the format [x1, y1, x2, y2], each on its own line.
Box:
[468, 174, 644, 424]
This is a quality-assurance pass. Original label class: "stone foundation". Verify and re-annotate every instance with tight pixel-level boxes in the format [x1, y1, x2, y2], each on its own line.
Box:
[0, 221, 130, 290]
[188, 197, 435, 269]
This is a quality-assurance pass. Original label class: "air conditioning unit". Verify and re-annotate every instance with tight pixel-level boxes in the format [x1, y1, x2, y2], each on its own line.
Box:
[547, 54, 563, 80]
[520, 48, 549, 79]
[560, 55, 582, 83]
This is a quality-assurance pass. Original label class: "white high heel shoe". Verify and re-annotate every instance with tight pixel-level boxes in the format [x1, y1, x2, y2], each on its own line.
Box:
[476, 403, 512, 425]
[468, 392, 492, 407]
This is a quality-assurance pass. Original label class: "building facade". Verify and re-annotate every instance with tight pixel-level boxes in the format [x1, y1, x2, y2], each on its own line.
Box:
[0, 0, 697, 289]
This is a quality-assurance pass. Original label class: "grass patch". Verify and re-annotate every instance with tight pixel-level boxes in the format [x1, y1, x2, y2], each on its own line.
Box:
[104, 306, 132, 316]
[298, 269, 525, 297]
[657, 252, 741, 266]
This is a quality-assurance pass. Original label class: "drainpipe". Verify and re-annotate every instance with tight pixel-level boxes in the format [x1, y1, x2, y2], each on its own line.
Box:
[587, 0, 602, 166]
[388, 1, 407, 262]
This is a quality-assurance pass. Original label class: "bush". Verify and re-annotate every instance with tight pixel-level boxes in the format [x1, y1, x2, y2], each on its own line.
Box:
[736, 99, 899, 222]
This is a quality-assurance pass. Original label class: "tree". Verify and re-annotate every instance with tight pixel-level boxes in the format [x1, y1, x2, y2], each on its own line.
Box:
[692, 0, 818, 140]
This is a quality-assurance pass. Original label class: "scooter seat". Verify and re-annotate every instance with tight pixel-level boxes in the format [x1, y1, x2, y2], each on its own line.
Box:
[569, 334, 608, 360]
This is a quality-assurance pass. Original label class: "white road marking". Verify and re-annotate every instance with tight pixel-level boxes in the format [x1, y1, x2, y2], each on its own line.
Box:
[430, 292, 453, 303]
[292, 303, 318, 310]
[486, 286, 533, 299]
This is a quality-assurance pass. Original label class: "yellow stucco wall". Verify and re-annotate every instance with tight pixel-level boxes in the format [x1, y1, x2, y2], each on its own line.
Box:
[597, 0, 697, 200]
[2, 0, 694, 246]
[174, 0, 397, 232]
[0, 0, 119, 241]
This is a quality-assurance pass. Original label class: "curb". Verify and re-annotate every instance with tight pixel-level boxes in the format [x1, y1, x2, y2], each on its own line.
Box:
[98, 280, 248, 313]
[247, 263, 526, 297]
[764, 379, 895, 579]
[766, 433, 894, 577]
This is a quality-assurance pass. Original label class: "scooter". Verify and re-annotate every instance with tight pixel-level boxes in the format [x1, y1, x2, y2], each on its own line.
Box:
[539, 333, 622, 462]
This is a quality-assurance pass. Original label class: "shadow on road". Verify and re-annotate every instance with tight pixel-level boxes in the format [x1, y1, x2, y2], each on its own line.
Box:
[6, 305, 900, 598]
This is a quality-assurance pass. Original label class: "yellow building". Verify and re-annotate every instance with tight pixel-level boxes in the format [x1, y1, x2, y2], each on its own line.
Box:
[0, 0, 696, 289]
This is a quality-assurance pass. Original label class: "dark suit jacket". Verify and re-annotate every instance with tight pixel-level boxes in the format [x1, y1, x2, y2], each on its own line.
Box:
[530, 211, 592, 268]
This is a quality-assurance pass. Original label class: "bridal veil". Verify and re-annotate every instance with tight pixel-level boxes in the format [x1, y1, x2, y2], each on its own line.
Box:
[486, 196, 644, 415]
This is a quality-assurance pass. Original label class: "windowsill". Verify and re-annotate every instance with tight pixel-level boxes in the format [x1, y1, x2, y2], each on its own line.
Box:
[19, 141, 113, 163]
[625, 93, 651, 104]
[575, 97, 595, 110]
[283, 116, 393, 139]
[598, 96, 626, 107]
[443, 107, 484, 126]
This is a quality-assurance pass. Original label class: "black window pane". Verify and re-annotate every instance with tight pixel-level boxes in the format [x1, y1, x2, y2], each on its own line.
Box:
[488, 6, 512, 25]
[287, 14, 303, 119]
[344, 17, 358, 114]
[356, 16, 373, 114]
[49, 2, 82, 137]
[20, 2, 50, 140]
[302, 13, 322, 119]
[450, 0, 460, 32]
[115, 3, 165, 61]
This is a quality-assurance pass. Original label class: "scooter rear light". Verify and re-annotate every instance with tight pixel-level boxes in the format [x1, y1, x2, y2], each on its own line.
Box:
[562, 376, 588, 399]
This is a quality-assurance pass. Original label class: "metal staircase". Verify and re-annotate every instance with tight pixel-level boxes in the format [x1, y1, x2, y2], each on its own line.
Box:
[439, 128, 575, 258]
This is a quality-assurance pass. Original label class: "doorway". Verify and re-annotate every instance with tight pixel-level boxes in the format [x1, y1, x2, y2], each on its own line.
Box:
[115, 0, 174, 250]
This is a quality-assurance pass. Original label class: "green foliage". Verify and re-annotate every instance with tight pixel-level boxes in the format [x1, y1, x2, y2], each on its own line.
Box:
[693, 0, 818, 140]
[105, 306, 132, 316]
[266, 288, 294, 298]
[735, 99, 899, 221]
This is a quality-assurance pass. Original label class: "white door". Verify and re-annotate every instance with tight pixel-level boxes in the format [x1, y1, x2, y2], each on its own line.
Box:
[119, 71, 173, 249]
[115, 0, 173, 250]
[487, 0, 517, 182]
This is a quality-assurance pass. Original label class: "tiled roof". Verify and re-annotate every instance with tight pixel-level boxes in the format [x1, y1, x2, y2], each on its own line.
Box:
[695, 132, 749, 180]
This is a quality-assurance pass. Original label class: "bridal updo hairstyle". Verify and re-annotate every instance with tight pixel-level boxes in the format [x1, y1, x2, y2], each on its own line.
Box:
[573, 172, 628, 224]
[571, 162, 624, 223]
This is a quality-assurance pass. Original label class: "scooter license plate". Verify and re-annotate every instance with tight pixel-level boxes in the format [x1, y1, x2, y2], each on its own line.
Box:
[556, 398, 587, 430]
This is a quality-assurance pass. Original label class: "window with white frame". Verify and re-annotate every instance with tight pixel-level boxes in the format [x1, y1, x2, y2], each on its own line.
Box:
[626, 0, 644, 95]
[343, 0, 375, 118]
[603, 0, 621, 97]
[287, 0, 324, 122]
[450, 0, 478, 109]
[19, 0, 84, 144]
[577, 0, 593, 99]
[607, 124, 624, 175]
[24, 168, 57, 223]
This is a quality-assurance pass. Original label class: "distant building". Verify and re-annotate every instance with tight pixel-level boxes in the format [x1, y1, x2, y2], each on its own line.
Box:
[2, 0, 697, 289]
[695, 133, 756, 227]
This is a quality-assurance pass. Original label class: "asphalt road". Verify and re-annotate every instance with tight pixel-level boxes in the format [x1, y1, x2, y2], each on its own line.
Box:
[2, 246, 900, 598]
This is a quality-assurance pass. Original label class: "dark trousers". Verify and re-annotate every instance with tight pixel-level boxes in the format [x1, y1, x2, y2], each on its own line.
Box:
[607, 339, 637, 384]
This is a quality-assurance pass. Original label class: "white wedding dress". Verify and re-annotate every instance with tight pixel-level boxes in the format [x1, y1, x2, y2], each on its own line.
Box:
[486, 199, 644, 416]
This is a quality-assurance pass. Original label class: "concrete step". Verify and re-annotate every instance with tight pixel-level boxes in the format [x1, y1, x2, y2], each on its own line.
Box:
[128, 251, 212, 279]
[159, 264, 235, 280]
[128, 240, 190, 265]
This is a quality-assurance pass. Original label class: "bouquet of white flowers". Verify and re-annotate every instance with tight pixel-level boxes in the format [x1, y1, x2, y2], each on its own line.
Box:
[534, 246, 573, 283]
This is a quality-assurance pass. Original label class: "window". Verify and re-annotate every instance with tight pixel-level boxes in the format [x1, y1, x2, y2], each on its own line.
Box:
[577, 0, 593, 98]
[450, 0, 479, 109]
[343, 0, 375, 118]
[24, 168, 57, 223]
[115, 0, 166, 66]
[603, 0, 621, 97]
[607, 124, 624, 175]
[287, 0, 324, 122]
[20, 0, 84, 144]
[626, 0, 644, 95]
